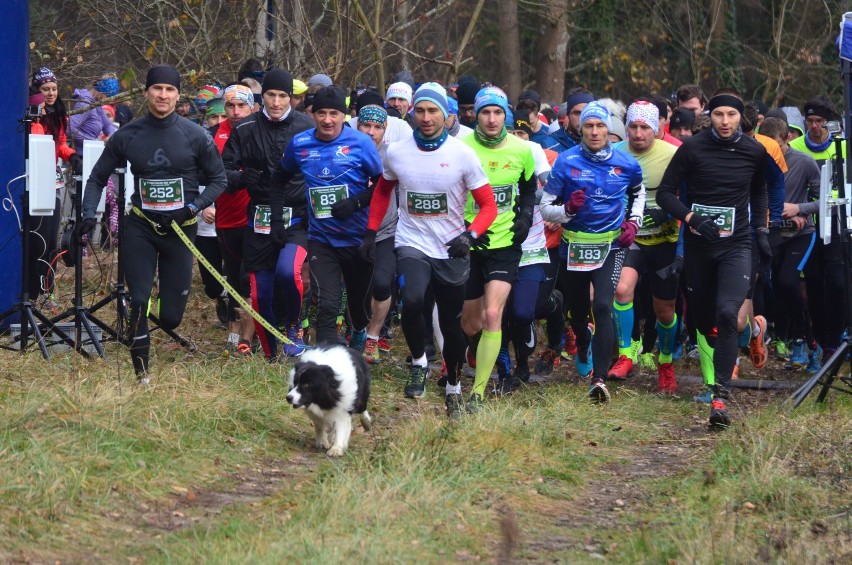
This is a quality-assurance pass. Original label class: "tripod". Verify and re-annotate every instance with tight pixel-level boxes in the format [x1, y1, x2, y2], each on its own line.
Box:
[85, 168, 195, 351]
[47, 175, 105, 358]
[789, 60, 852, 407]
[0, 112, 75, 358]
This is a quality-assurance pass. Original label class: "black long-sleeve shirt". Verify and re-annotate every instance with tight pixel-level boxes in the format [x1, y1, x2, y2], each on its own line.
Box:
[656, 129, 768, 247]
[83, 111, 227, 220]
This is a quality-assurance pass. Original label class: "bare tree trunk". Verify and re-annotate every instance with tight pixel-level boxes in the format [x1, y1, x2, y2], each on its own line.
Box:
[397, 0, 411, 71]
[255, 0, 269, 59]
[497, 0, 521, 102]
[535, 0, 569, 105]
[352, 0, 385, 91]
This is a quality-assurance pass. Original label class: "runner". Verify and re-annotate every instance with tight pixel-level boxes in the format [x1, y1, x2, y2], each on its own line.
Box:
[610, 101, 680, 393]
[656, 90, 770, 428]
[362, 82, 497, 418]
[540, 101, 645, 402]
[78, 65, 228, 383]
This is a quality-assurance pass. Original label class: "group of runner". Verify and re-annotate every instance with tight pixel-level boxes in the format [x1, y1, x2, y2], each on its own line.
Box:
[32, 59, 842, 428]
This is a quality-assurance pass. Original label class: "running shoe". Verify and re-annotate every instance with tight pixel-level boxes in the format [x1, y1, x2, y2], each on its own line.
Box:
[349, 328, 367, 352]
[377, 336, 392, 352]
[496, 347, 513, 394]
[588, 378, 610, 403]
[731, 357, 740, 380]
[787, 339, 808, 370]
[364, 338, 381, 364]
[404, 365, 429, 398]
[749, 315, 768, 369]
[535, 348, 558, 375]
[437, 360, 449, 388]
[607, 355, 634, 381]
[639, 352, 657, 371]
[709, 398, 730, 428]
[445, 393, 464, 420]
[629, 339, 641, 363]
[685, 344, 700, 360]
[806, 344, 823, 375]
[694, 388, 713, 404]
[281, 325, 306, 357]
[657, 362, 677, 394]
[465, 392, 484, 414]
[575, 324, 594, 379]
[772, 339, 791, 361]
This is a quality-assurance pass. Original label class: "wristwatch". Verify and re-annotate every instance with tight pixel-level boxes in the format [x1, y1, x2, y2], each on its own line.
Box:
[187, 203, 200, 216]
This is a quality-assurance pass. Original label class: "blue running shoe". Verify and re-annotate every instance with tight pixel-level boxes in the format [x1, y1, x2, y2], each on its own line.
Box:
[787, 339, 808, 370]
[806, 344, 823, 374]
[281, 325, 306, 357]
[694, 388, 713, 404]
[575, 324, 594, 378]
[349, 328, 367, 352]
[496, 347, 514, 394]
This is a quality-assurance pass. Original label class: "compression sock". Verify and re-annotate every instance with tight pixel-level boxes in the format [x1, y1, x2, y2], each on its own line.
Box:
[656, 314, 678, 364]
[472, 330, 502, 397]
[613, 300, 634, 357]
[696, 330, 716, 387]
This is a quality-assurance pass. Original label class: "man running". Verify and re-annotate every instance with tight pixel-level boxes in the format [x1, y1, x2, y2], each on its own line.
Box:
[656, 90, 770, 428]
[363, 82, 497, 418]
[79, 65, 228, 383]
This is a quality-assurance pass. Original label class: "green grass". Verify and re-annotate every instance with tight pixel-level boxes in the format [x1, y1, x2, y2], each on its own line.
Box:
[1, 326, 849, 564]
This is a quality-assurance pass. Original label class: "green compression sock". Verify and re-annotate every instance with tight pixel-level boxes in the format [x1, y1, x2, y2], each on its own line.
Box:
[696, 330, 716, 387]
[613, 300, 634, 356]
[472, 330, 502, 397]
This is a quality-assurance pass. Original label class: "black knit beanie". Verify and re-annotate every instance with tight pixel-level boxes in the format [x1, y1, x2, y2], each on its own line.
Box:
[262, 69, 294, 95]
[312, 86, 348, 113]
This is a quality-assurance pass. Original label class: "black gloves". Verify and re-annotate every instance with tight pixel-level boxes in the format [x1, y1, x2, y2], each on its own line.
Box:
[75, 217, 97, 244]
[668, 255, 684, 279]
[69, 153, 83, 175]
[240, 168, 263, 190]
[445, 230, 490, 258]
[510, 211, 533, 246]
[755, 228, 773, 268]
[687, 213, 720, 241]
[270, 223, 287, 248]
[642, 207, 670, 229]
[359, 229, 377, 263]
[331, 197, 360, 221]
[164, 205, 196, 228]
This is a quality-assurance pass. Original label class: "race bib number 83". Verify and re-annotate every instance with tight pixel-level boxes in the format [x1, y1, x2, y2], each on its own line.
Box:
[310, 185, 348, 219]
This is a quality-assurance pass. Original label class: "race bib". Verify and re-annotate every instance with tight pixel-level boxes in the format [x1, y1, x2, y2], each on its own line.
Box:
[253, 205, 293, 234]
[310, 184, 348, 219]
[567, 241, 611, 271]
[55, 166, 65, 189]
[519, 247, 550, 267]
[691, 203, 734, 238]
[473, 183, 515, 213]
[140, 178, 184, 212]
[407, 191, 448, 220]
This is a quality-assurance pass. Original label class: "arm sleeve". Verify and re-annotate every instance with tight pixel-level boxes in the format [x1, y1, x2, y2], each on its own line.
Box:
[750, 169, 769, 230]
[367, 176, 398, 231]
[468, 183, 498, 236]
[54, 122, 77, 163]
[539, 190, 571, 223]
[192, 135, 228, 209]
[625, 167, 646, 223]
[765, 156, 785, 223]
[269, 162, 296, 225]
[516, 168, 537, 216]
[221, 130, 246, 190]
[655, 146, 692, 221]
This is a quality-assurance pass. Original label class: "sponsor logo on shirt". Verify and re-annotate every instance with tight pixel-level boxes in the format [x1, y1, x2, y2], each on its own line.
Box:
[335, 145, 351, 157]
[319, 167, 333, 179]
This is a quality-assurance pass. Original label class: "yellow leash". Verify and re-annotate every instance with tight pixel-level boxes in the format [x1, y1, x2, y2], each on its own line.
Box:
[170, 220, 293, 345]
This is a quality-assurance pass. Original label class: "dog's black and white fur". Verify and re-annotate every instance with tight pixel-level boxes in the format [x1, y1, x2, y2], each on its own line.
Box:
[286, 344, 372, 457]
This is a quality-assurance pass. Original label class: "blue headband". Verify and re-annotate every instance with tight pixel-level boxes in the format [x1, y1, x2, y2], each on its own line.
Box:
[95, 77, 120, 97]
[579, 101, 612, 129]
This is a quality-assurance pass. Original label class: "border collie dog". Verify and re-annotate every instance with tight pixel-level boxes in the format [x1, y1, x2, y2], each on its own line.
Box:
[286, 344, 372, 457]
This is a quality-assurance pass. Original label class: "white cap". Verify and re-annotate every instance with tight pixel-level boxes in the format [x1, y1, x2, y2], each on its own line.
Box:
[386, 82, 413, 103]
